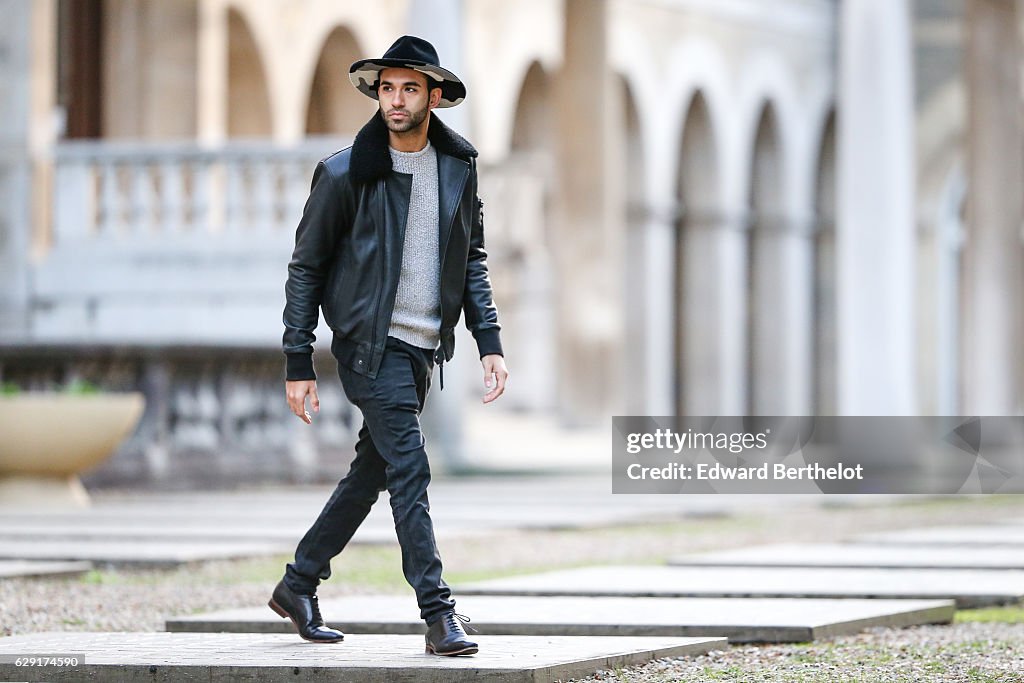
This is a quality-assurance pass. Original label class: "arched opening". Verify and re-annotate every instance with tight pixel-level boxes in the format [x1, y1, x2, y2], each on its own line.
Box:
[915, 81, 967, 416]
[499, 61, 556, 410]
[58, 0, 103, 138]
[305, 27, 371, 136]
[511, 61, 554, 154]
[611, 74, 647, 413]
[675, 91, 721, 416]
[227, 8, 272, 138]
[813, 109, 837, 415]
[746, 103, 783, 415]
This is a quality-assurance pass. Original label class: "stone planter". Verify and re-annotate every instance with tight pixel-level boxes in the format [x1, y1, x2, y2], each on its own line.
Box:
[0, 393, 145, 507]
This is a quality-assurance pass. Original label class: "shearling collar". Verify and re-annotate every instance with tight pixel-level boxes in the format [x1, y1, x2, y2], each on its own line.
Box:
[349, 111, 478, 184]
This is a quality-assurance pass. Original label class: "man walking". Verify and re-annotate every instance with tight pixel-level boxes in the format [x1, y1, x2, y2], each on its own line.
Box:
[270, 36, 509, 656]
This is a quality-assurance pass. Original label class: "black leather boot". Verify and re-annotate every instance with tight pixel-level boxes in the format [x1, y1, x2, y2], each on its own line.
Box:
[268, 580, 345, 643]
[424, 611, 478, 656]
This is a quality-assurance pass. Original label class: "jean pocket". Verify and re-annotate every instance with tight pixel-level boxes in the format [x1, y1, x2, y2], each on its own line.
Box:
[337, 364, 368, 405]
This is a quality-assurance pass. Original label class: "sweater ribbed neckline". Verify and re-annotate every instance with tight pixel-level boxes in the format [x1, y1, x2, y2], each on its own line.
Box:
[389, 141, 432, 158]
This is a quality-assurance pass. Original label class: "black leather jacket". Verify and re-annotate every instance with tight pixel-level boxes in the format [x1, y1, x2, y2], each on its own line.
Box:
[282, 112, 502, 382]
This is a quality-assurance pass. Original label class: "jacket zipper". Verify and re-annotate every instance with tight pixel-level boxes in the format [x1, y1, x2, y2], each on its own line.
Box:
[434, 166, 470, 391]
[437, 166, 470, 361]
[369, 179, 386, 371]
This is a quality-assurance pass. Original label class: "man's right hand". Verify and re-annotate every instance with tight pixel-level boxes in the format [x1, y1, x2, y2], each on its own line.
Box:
[286, 380, 319, 425]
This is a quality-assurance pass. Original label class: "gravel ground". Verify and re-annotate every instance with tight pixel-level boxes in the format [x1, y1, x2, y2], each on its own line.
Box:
[571, 622, 1024, 683]
[2, 493, 1024, 681]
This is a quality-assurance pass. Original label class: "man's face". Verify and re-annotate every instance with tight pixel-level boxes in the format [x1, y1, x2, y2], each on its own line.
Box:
[377, 67, 441, 133]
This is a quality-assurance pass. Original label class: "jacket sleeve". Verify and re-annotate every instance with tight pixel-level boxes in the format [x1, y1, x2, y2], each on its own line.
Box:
[462, 159, 504, 358]
[281, 160, 347, 381]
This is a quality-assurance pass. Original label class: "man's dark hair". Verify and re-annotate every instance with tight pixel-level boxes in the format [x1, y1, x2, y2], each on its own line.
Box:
[374, 71, 443, 95]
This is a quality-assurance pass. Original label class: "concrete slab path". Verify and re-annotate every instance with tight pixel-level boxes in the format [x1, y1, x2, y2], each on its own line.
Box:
[995, 517, 1024, 526]
[0, 539, 290, 566]
[0, 631, 725, 683]
[457, 564, 1024, 608]
[164, 593, 955, 643]
[0, 559, 92, 579]
[851, 525, 1024, 547]
[668, 543, 1024, 570]
[0, 475, 879, 565]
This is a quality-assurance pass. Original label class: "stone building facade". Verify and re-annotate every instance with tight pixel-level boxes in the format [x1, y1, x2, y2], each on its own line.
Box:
[0, 0, 1020, 487]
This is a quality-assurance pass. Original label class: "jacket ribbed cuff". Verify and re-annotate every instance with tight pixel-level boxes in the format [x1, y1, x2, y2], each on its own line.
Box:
[474, 328, 503, 359]
[285, 353, 316, 381]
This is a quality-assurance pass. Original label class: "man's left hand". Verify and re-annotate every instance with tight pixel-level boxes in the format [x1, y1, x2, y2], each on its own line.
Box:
[481, 354, 509, 404]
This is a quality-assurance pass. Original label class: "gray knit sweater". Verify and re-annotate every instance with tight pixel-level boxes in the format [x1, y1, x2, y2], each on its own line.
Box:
[387, 142, 441, 350]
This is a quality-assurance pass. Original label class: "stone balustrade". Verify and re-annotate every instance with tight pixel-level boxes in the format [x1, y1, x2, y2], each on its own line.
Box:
[33, 139, 542, 350]
[53, 138, 348, 242]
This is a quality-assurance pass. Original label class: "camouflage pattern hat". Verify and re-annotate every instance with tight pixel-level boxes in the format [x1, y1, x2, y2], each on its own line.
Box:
[349, 35, 466, 108]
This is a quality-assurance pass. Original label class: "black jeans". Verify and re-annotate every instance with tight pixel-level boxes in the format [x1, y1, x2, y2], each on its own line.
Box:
[284, 335, 455, 623]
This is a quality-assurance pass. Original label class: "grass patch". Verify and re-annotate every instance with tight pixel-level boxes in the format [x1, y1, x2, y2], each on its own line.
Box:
[446, 559, 608, 585]
[955, 601, 1024, 624]
[323, 545, 407, 591]
[209, 554, 296, 584]
[79, 569, 108, 585]
[888, 494, 1024, 511]
[75, 549, 406, 590]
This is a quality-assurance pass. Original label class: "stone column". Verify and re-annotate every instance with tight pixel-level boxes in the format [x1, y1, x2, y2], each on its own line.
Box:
[680, 208, 748, 416]
[552, 0, 621, 425]
[197, 0, 228, 144]
[962, 0, 1023, 415]
[0, 0, 54, 342]
[102, 0, 143, 137]
[813, 213, 839, 416]
[641, 201, 676, 415]
[750, 214, 815, 415]
[836, 0, 917, 415]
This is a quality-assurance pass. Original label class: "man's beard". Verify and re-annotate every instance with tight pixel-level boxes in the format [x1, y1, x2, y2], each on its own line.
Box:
[381, 103, 429, 133]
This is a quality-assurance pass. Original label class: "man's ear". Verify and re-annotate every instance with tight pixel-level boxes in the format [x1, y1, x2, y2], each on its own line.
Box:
[428, 87, 443, 110]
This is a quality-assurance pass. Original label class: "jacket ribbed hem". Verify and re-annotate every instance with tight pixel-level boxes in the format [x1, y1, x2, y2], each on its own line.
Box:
[474, 327, 503, 358]
[285, 352, 316, 381]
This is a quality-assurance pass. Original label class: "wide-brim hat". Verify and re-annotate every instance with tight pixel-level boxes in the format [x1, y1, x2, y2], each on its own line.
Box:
[349, 35, 466, 108]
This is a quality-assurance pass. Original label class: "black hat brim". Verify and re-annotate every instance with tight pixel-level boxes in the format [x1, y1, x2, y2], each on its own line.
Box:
[349, 58, 466, 108]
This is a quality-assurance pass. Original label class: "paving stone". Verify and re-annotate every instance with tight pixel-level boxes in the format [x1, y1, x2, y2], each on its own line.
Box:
[0, 479, 914, 566]
[0, 631, 724, 683]
[0, 560, 92, 579]
[0, 476, 875, 535]
[457, 564, 1024, 608]
[0, 539, 290, 567]
[852, 525, 1024, 547]
[165, 593, 954, 643]
[0, 476, 725, 555]
[669, 543, 1024, 570]
[0, 519, 395, 545]
[995, 517, 1024, 526]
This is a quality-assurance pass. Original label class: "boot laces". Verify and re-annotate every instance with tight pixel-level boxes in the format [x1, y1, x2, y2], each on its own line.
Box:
[446, 611, 478, 634]
[308, 594, 324, 623]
